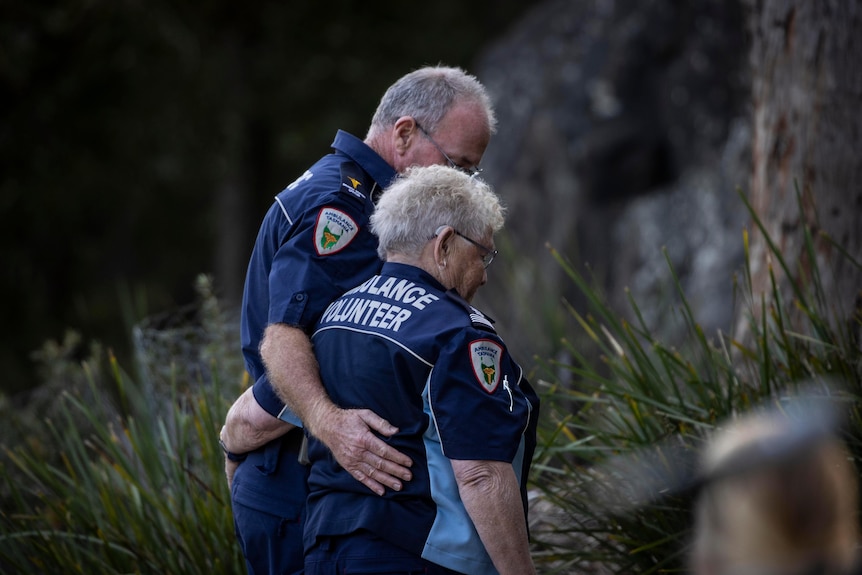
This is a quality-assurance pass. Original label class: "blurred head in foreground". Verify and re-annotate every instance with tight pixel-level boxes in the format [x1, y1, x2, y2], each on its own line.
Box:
[691, 412, 860, 575]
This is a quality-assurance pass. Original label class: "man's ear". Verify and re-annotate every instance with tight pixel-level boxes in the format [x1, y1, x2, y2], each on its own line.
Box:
[393, 116, 418, 155]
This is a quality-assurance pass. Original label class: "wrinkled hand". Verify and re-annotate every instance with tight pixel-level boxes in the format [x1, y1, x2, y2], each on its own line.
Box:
[317, 408, 413, 496]
[223, 386, 293, 454]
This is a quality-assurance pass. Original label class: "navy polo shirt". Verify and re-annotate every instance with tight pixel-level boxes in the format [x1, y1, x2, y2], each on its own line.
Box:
[240, 130, 397, 424]
[305, 262, 540, 575]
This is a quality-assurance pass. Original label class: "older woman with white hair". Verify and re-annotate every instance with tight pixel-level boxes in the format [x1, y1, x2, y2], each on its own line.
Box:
[302, 165, 539, 575]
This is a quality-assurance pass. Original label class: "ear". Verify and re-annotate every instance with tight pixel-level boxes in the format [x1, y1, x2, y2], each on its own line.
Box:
[432, 226, 454, 267]
[393, 116, 419, 156]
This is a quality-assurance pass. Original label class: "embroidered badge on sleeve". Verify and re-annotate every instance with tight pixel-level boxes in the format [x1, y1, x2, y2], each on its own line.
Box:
[314, 207, 359, 256]
[469, 339, 503, 393]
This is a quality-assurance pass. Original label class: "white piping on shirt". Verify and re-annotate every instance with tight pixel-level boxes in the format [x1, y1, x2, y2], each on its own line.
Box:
[274, 196, 293, 225]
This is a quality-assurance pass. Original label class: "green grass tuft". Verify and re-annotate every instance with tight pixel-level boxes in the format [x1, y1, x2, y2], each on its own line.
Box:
[0, 276, 247, 575]
[1, 194, 859, 574]
[527, 189, 862, 573]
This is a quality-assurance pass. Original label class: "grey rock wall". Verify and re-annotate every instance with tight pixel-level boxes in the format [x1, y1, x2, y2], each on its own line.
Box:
[474, 0, 753, 366]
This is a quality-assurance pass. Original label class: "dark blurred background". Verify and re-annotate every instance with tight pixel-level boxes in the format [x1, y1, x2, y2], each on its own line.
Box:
[6, 0, 859, 400]
[0, 0, 539, 394]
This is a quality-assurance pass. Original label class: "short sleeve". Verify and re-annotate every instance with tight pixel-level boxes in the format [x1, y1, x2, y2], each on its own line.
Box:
[268, 202, 381, 332]
[428, 329, 528, 462]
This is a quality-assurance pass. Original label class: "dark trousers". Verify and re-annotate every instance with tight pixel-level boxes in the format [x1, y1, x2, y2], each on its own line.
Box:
[233, 498, 304, 575]
[231, 429, 308, 575]
[305, 530, 462, 575]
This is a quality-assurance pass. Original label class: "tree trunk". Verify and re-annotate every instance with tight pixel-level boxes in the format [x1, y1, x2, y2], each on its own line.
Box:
[745, 0, 862, 339]
[214, 30, 250, 308]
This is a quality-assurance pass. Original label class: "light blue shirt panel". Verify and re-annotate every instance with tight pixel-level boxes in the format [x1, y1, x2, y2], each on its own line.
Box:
[420, 376, 499, 575]
[277, 405, 302, 427]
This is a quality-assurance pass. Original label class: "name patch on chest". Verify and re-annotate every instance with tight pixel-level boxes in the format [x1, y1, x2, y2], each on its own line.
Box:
[314, 208, 359, 255]
[470, 339, 503, 393]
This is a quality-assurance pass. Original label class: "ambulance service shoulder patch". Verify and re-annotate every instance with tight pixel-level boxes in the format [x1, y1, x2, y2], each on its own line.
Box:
[469, 339, 503, 393]
[314, 207, 359, 256]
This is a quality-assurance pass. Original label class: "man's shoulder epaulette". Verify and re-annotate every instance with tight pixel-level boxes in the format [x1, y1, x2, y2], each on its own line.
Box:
[339, 161, 376, 203]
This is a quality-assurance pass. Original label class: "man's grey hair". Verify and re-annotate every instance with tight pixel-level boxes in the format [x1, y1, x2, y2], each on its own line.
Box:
[370, 165, 505, 260]
[368, 65, 497, 137]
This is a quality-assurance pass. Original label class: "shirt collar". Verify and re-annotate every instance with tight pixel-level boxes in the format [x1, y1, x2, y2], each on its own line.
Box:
[331, 130, 397, 189]
[380, 262, 447, 292]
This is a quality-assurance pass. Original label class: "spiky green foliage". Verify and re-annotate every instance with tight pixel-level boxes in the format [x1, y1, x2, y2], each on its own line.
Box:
[528, 190, 862, 574]
[0, 195, 859, 574]
[0, 277, 246, 575]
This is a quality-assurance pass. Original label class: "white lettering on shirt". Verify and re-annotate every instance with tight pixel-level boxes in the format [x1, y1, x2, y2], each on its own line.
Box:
[320, 275, 441, 332]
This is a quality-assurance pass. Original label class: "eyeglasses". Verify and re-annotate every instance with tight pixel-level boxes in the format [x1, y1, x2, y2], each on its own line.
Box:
[414, 121, 482, 177]
[455, 230, 497, 268]
[434, 225, 497, 268]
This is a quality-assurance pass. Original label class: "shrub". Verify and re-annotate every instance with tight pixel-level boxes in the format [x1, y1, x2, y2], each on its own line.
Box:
[1, 195, 859, 574]
[0, 276, 247, 574]
[528, 191, 862, 574]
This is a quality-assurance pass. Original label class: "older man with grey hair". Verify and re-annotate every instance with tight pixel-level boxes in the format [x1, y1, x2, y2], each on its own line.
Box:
[220, 66, 497, 575]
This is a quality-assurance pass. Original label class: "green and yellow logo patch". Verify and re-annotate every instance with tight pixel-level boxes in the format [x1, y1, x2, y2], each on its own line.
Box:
[469, 339, 503, 393]
[314, 208, 358, 255]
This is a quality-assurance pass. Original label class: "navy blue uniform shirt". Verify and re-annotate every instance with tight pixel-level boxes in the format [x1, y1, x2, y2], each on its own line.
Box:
[306, 262, 540, 575]
[234, 131, 395, 524]
[241, 130, 396, 425]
